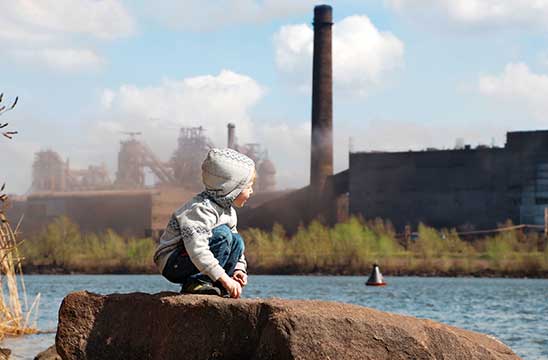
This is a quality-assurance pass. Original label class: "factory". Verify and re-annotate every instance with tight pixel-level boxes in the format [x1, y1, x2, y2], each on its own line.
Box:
[8, 124, 278, 238]
[349, 130, 548, 231]
[8, 4, 548, 238]
[241, 5, 548, 234]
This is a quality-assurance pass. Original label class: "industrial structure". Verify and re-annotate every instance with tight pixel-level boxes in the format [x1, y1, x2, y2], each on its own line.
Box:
[30, 125, 276, 194]
[8, 4, 548, 240]
[32, 150, 111, 192]
[10, 122, 277, 237]
[349, 131, 548, 230]
[226, 123, 276, 192]
[241, 5, 548, 234]
[310, 4, 333, 192]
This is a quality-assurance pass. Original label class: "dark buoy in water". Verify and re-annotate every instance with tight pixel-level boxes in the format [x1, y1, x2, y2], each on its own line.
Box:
[366, 263, 386, 286]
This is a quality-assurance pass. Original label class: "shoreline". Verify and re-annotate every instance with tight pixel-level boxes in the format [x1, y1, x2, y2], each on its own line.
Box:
[21, 265, 548, 278]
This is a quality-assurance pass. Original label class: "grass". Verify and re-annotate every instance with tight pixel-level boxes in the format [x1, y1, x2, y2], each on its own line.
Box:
[18, 216, 548, 277]
[21, 216, 156, 273]
[243, 217, 548, 277]
[0, 211, 39, 340]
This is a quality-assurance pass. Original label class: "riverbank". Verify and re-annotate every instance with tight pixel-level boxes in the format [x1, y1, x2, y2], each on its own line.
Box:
[21, 261, 548, 278]
[19, 216, 548, 278]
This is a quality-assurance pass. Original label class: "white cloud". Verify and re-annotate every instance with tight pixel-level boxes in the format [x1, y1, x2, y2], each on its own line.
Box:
[12, 48, 106, 71]
[274, 15, 404, 96]
[0, 0, 134, 73]
[93, 70, 349, 190]
[387, 0, 548, 31]
[92, 70, 265, 167]
[479, 62, 548, 120]
[146, 0, 315, 31]
[0, 0, 134, 41]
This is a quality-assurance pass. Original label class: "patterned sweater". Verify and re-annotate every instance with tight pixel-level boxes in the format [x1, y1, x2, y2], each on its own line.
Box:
[153, 192, 247, 281]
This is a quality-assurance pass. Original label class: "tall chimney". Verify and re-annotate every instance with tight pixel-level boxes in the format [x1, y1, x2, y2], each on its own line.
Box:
[310, 4, 333, 190]
[227, 123, 236, 149]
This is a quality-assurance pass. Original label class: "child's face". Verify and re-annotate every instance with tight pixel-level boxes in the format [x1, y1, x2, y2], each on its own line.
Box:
[233, 172, 255, 208]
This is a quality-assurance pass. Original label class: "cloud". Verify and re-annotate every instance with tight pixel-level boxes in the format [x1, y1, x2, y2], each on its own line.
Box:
[479, 62, 548, 120]
[145, 0, 315, 31]
[0, 0, 134, 41]
[274, 15, 404, 96]
[386, 0, 548, 31]
[0, 0, 134, 72]
[11, 48, 106, 71]
[91, 70, 265, 169]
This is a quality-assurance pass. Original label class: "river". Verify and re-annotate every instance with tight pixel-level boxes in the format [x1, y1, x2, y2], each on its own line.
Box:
[2, 275, 547, 359]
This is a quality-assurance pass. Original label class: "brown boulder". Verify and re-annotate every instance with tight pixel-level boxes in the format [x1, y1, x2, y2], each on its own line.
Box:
[34, 345, 61, 360]
[56, 291, 520, 360]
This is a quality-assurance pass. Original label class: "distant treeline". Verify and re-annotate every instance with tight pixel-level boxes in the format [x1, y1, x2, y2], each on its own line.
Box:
[20, 216, 548, 277]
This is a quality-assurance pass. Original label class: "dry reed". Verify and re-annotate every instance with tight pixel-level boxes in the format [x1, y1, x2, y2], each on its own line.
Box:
[0, 192, 40, 340]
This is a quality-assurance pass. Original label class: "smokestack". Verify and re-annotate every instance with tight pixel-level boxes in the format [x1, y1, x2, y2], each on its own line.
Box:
[227, 123, 236, 149]
[310, 4, 333, 190]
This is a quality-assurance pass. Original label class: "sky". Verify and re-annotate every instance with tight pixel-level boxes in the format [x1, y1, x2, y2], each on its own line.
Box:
[2, 0, 548, 194]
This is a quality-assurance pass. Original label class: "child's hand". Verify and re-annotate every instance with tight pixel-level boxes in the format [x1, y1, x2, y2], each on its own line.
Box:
[218, 273, 242, 298]
[232, 270, 248, 287]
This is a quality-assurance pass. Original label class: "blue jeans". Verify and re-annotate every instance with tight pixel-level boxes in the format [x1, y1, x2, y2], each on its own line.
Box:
[162, 224, 245, 285]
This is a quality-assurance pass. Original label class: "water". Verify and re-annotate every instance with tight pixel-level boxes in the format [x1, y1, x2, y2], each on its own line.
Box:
[2, 275, 547, 359]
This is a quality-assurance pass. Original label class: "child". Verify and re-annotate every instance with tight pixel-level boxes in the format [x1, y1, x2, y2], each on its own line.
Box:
[153, 148, 254, 298]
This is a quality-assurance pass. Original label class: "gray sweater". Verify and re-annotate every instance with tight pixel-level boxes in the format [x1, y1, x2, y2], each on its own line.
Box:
[153, 192, 247, 281]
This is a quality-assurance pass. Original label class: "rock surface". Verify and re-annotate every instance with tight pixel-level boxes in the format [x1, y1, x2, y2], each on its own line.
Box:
[34, 345, 61, 360]
[0, 348, 10, 360]
[56, 291, 520, 360]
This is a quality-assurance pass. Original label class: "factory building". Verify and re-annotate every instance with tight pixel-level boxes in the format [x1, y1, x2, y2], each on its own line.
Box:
[8, 4, 548, 238]
[349, 130, 548, 230]
[8, 124, 278, 238]
[240, 5, 548, 234]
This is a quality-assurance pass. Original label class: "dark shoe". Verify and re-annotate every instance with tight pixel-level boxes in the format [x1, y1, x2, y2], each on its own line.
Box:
[213, 281, 230, 298]
[181, 279, 222, 296]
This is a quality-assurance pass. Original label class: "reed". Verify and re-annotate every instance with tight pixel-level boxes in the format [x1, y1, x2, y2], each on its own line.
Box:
[0, 199, 39, 340]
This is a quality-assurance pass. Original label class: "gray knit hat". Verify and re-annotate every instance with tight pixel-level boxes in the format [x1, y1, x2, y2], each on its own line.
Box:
[201, 148, 255, 208]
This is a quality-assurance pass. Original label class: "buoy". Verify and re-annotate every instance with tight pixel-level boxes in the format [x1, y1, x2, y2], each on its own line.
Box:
[366, 263, 387, 286]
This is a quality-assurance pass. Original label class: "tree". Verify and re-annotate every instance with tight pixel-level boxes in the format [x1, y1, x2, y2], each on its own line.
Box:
[0, 93, 38, 338]
[0, 93, 18, 139]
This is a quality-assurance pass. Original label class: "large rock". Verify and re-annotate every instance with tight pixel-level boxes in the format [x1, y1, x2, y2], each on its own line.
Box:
[34, 345, 61, 360]
[56, 291, 520, 360]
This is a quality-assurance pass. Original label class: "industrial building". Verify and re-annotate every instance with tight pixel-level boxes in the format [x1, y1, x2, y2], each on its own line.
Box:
[8, 124, 278, 238]
[349, 130, 548, 230]
[240, 5, 548, 234]
[7, 4, 547, 239]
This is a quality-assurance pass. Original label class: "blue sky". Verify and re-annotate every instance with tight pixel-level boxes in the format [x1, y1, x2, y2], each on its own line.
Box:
[2, 0, 548, 194]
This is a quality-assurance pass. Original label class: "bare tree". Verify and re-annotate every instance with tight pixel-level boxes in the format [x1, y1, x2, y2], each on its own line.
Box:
[1, 93, 18, 221]
[0, 94, 38, 339]
[0, 93, 19, 139]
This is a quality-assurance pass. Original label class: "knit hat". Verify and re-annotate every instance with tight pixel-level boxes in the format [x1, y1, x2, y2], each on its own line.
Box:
[201, 148, 255, 208]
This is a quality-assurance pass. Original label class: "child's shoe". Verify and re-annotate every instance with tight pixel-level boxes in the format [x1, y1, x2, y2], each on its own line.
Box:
[181, 279, 222, 296]
[213, 281, 230, 298]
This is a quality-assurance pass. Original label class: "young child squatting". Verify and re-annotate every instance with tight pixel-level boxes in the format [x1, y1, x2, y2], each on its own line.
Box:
[153, 148, 255, 298]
